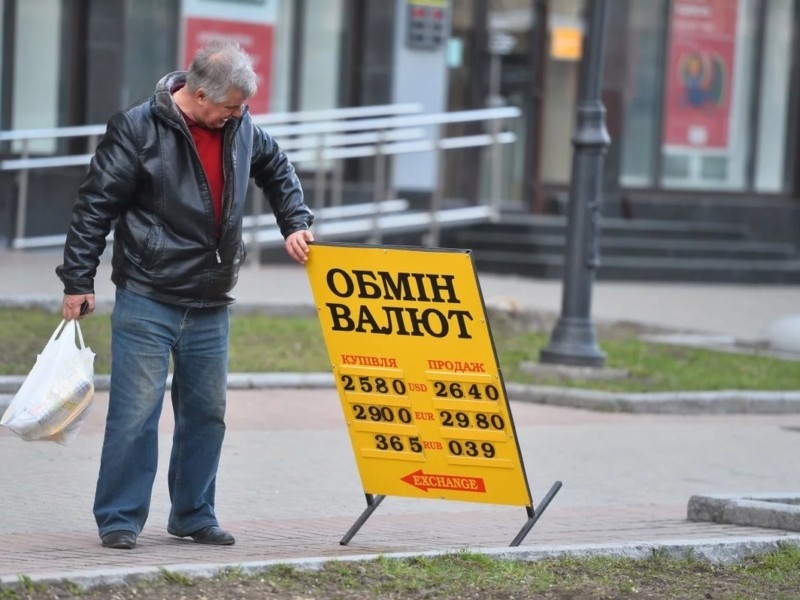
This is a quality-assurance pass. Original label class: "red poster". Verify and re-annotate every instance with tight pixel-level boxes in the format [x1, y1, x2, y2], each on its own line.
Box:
[663, 0, 737, 149]
[184, 18, 273, 114]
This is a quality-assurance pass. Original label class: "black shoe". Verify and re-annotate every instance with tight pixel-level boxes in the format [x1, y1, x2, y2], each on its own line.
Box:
[189, 525, 235, 545]
[101, 530, 137, 549]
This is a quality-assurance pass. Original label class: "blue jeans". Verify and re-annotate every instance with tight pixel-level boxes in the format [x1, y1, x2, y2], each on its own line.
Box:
[94, 287, 229, 538]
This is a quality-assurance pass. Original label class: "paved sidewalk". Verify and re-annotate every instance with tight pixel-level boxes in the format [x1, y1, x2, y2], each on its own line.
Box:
[2, 248, 800, 590]
[2, 389, 800, 588]
[4, 248, 800, 342]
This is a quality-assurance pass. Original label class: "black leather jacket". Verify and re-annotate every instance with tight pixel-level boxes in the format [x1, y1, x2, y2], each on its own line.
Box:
[57, 71, 313, 307]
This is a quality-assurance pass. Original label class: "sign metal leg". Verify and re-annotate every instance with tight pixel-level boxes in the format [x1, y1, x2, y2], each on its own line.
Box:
[340, 493, 386, 545]
[510, 480, 562, 547]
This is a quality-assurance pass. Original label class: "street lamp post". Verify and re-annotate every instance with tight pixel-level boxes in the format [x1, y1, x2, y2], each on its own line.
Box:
[539, 0, 611, 367]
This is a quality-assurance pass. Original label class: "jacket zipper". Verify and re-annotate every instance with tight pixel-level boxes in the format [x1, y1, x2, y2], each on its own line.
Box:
[172, 120, 219, 263]
[215, 113, 243, 264]
[216, 125, 235, 262]
[164, 96, 242, 267]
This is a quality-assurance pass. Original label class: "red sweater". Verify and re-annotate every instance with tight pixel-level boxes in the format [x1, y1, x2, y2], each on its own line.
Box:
[172, 86, 224, 237]
[185, 116, 224, 237]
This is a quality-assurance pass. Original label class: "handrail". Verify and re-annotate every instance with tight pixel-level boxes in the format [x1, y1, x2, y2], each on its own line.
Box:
[0, 103, 426, 142]
[0, 106, 521, 171]
[251, 103, 424, 125]
[1, 154, 95, 171]
[0, 103, 428, 251]
[0, 126, 431, 171]
[248, 206, 495, 245]
[0, 108, 519, 172]
[261, 106, 521, 138]
[0, 124, 105, 142]
[285, 132, 516, 163]
[12, 199, 413, 251]
[2, 103, 520, 252]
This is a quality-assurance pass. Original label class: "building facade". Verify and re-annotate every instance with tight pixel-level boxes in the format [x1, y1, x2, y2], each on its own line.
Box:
[1, 0, 799, 245]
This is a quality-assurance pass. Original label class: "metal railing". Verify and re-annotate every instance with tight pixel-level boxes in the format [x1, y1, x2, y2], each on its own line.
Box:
[0, 103, 520, 252]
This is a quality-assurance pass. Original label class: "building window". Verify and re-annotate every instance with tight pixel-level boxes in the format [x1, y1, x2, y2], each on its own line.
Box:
[541, 0, 585, 185]
[620, 0, 668, 187]
[300, 0, 344, 111]
[658, 0, 795, 192]
[660, 0, 757, 190]
[123, 0, 179, 107]
[621, 0, 796, 194]
[754, 0, 795, 192]
[12, 0, 62, 152]
[0, 0, 5, 131]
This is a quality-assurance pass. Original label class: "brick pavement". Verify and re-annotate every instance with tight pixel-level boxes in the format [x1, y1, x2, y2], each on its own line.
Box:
[3, 248, 800, 588]
[3, 388, 800, 585]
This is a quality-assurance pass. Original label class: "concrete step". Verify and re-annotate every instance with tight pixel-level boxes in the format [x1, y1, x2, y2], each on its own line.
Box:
[445, 230, 799, 261]
[438, 211, 800, 284]
[474, 214, 751, 242]
[467, 250, 800, 284]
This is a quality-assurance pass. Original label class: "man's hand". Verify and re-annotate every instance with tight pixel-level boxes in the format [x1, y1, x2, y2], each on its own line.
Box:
[62, 294, 95, 321]
[285, 229, 314, 265]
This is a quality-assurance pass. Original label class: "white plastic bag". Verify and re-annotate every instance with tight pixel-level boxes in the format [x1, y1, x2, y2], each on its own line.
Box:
[1, 319, 95, 444]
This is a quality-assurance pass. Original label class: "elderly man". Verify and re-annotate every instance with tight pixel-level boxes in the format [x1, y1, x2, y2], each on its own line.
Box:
[57, 42, 314, 550]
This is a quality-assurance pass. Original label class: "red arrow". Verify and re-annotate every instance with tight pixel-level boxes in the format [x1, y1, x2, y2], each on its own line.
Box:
[401, 469, 486, 493]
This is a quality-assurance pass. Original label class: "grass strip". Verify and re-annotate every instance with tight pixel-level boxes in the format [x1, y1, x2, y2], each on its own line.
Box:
[1, 308, 798, 393]
[7, 544, 800, 599]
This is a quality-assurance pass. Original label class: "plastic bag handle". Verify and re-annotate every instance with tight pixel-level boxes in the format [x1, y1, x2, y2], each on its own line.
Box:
[49, 320, 87, 350]
[75, 320, 86, 350]
[48, 320, 68, 345]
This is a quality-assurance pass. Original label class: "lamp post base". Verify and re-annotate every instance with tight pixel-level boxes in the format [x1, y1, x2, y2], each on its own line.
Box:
[539, 317, 606, 367]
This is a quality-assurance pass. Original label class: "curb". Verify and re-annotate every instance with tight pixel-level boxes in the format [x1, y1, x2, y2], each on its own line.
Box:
[505, 383, 800, 414]
[0, 373, 335, 414]
[688, 493, 800, 532]
[3, 375, 800, 415]
[3, 534, 799, 592]
[0, 296, 318, 318]
[0, 373, 335, 395]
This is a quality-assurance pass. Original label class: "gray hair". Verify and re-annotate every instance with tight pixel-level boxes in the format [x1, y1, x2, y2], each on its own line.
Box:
[185, 41, 258, 102]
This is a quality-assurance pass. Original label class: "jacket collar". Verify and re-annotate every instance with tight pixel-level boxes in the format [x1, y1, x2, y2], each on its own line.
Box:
[152, 71, 188, 128]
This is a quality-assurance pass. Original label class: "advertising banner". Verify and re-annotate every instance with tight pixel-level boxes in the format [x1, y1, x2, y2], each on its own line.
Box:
[181, 0, 276, 114]
[663, 0, 738, 149]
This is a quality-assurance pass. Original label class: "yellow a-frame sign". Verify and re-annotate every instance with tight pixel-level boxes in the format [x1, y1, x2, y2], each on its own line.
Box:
[305, 242, 561, 546]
